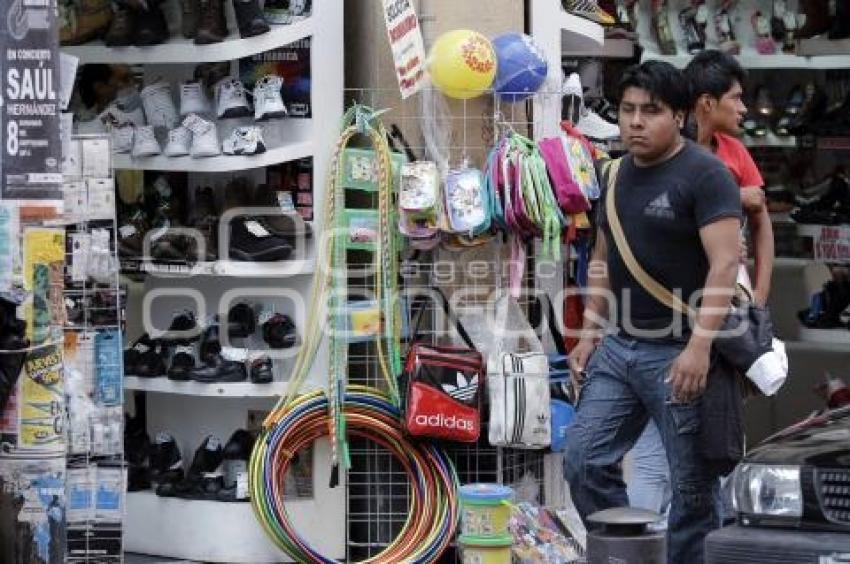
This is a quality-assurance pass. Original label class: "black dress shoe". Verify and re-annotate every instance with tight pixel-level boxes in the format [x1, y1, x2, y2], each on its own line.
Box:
[150, 432, 184, 491]
[227, 302, 256, 338]
[125, 414, 152, 492]
[174, 435, 224, 499]
[167, 344, 196, 381]
[190, 323, 248, 382]
[229, 217, 293, 262]
[250, 356, 273, 384]
[125, 333, 166, 378]
[218, 429, 256, 501]
[262, 313, 298, 349]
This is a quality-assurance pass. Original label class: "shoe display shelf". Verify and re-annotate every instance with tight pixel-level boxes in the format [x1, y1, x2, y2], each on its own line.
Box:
[743, 132, 798, 148]
[795, 223, 850, 265]
[632, 0, 850, 69]
[61, 2, 346, 562]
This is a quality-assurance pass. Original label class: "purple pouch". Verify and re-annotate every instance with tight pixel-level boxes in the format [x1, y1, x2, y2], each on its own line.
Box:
[538, 136, 589, 214]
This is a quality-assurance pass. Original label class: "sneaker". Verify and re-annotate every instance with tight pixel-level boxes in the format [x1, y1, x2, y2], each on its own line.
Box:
[167, 343, 196, 381]
[112, 124, 135, 153]
[561, 72, 583, 126]
[131, 126, 162, 158]
[215, 79, 253, 119]
[229, 217, 293, 261]
[164, 126, 192, 157]
[222, 126, 266, 155]
[578, 106, 621, 140]
[563, 0, 616, 25]
[253, 75, 288, 121]
[99, 91, 147, 128]
[182, 114, 221, 158]
[233, 0, 270, 38]
[180, 82, 211, 116]
[195, 0, 228, 44]
[141, 82, 179, 130]
[134, 0, 170, 46]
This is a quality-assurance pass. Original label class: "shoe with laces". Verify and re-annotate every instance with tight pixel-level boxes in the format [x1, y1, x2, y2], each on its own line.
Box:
[222, 126, 266, 155]
[112, 124, 135, 154]
[561, 72, 583, 125]
[563, 0, 616, 25]
[164, 126, 192, 157]
[233, 0, 270, 38]
[141, 82, 179, 130]
[131, 126, 162, 158]
[578, 107, 621, 140]
[99, 91, 147, 128]
[182, 114, 221, 158]
[180, 82, 211, 116]
[253, 75, 288, 121]
[215, 79, 253, 119]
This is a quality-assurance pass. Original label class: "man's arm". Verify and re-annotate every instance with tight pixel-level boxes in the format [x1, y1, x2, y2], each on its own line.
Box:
[741, 186, 774, 306]
[568, 230, 611, 382]
[668, 216, 741, 401]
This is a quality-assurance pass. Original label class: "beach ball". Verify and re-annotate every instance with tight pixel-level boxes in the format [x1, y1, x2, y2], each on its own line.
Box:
[428, 30, 497, 100]
[492, 33, 548, 102]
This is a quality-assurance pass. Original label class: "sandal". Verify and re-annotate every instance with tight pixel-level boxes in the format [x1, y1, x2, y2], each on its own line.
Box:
[752, 11, 776, 54]
[652, 0, 677, 55]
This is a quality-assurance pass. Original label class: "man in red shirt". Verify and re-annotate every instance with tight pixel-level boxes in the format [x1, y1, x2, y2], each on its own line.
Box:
[625, 50, 774, 524]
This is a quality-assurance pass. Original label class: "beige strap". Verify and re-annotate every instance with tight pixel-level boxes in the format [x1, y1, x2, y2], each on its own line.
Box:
[603, 158, 696, 317]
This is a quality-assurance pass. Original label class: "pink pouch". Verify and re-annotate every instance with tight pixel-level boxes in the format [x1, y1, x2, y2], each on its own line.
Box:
[538, 137, 589, 214]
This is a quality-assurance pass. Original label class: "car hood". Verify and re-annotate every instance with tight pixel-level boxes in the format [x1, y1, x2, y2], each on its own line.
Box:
[746, 407, 850, 467]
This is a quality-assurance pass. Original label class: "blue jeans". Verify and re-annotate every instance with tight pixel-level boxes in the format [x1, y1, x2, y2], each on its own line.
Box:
[564, 335, 719, 564]
[627, 421, 671, 525]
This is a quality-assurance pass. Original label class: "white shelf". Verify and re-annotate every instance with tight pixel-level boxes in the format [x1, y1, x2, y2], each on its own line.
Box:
[641, 49, 850, 70]
[124, 376, 285, 397]
[795, 328, 850, 348]
[62, 19, 314, 65]
[133, 255, 316, 278]
[559, 11, 604, 45]
[743, 133, 798, 148]
[562, 37, 635, 59]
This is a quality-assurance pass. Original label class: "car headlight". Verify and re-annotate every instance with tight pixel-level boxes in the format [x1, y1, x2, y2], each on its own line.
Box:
[733, 463, 803, 517]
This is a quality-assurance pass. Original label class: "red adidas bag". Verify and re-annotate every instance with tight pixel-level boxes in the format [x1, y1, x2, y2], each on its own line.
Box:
[401, 290, 483, 443]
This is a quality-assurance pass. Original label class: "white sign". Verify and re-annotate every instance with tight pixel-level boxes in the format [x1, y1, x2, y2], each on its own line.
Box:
[383, 0, 427, 99]
[814, 225, 850, 263]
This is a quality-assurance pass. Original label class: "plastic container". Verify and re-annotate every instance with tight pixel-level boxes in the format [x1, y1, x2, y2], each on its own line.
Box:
[459, 483, 514, 537]
[550, 399, 576, 453]
[459, 534, 513, 564]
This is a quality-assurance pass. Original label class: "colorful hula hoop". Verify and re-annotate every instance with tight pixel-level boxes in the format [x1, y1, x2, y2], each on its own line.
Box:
[250, 386, 459, 563]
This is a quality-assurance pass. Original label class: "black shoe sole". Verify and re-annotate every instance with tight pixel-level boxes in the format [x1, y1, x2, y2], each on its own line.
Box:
[219, 106, 252, 119]
[190, 368, 247, 383]
[194, 32, 227, 45]
[238, 22, 271, 38]
[256, 110, 288, 121]
[229, 245, 292, 262]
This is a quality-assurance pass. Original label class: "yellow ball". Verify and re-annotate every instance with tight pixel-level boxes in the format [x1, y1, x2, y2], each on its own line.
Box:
[428, 30, 497, 100]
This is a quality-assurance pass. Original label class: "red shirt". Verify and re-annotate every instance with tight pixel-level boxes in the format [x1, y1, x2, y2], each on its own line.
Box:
[714, 132, 764, 188]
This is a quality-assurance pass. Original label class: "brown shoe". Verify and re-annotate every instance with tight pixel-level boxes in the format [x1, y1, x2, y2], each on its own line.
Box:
[195, 0, 228, 44]
[181, 0, 198, 39]
[60, 0, 113, 46]
[104, 4, 133, 47]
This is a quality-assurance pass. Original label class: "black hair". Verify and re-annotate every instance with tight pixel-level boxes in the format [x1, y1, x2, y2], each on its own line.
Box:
[616, 61, 690, 114]
[684, 49, 747, 104]
[77, 64, 112, 108]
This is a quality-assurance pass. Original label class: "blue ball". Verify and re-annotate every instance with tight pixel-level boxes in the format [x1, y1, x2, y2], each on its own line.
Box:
[492, 33, 548, 102]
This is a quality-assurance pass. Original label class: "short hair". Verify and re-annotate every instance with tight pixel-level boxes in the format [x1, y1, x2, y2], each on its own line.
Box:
[617, 61, 690, 113]
[684, 50, 747, 104]
[78, 64, 112, 108]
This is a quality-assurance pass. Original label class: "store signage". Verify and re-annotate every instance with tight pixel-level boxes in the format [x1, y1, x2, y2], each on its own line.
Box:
[383, 0, 426, 99]
[0, 0, 62, 200]
[813, 226, 850, 263]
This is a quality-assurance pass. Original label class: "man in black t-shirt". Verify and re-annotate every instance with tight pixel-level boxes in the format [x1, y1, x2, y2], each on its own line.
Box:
[563, 62, 742, 564]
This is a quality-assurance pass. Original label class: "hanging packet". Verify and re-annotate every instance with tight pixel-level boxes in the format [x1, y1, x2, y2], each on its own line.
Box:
[444, 167, 489, 235]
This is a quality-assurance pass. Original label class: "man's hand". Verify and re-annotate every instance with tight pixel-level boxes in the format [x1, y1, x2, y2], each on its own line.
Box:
[667, 342, 711, 403]
[569, 337, 597, 388]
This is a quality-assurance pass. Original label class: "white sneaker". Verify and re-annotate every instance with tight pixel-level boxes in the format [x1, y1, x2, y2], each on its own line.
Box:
[179, 82, 211, 116]
[164, 126, 192, 157]
[131, 126, 162, 158]
[253, 75, 287, 121]
[112, 124, 135, 153]
[562, 72, 584, 126]
[215, 78, 252, 119]
[578, 106, 621, 140]
[182, 114, 220, 158]
[99, 92, 146, 128]
[222, 126, 266, 155]
[141, 82, 179, 130]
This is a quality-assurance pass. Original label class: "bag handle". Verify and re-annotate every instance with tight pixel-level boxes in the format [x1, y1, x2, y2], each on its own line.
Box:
[541, 294, 568, 356]
[408, 287, 476, 350]
[603, 158, 695, 317]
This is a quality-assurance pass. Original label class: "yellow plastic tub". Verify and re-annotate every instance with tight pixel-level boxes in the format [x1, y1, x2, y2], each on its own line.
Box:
[459, 483, 514, 537]
[459, 534, 513, 564]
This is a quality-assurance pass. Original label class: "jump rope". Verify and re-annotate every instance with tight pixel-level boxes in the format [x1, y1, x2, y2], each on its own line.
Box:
[250, 105, 459, 562]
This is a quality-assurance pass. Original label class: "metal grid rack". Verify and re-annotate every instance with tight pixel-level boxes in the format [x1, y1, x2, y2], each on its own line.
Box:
[342, 89, 558, 561]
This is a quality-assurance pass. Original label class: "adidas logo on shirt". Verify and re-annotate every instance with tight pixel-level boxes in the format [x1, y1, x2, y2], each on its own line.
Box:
[644, 192, 676, 220]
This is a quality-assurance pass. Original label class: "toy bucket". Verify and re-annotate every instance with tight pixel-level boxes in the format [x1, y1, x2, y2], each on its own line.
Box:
[459, 534, 513, 564]
[459, 483, 514, 537]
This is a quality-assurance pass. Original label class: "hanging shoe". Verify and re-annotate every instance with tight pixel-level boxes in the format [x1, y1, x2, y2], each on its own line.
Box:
[131, 126, 162, 158]
[133, 0, 169, 46]
[249, 356, 273, 384]
[179, 82, 211, 116]
[714, 6, 740, 54]
[182, 114, 221, 158]
[254, 75, 288, 121]
[652, 0, 677, 55]
[233, 0, 270, 38]
[195, 0, 228, 44]
[181, 0, 198, 39]
[781, 10, 798, 52]
[222, 126, 267, 155]
[104, 3, 134, 47]
[752, 11, 777, 54]
[679, 2, 708, 54]
[770, 0, 787, 42]
[215, 79, 253, 119]
[59, 0, 113, 45]
[563, 0, 616, 25]
[797, 0, 830, 38]
[164, 126, 192, 157]
[141, 82, 179, 130]
[229, 217, 293, 262]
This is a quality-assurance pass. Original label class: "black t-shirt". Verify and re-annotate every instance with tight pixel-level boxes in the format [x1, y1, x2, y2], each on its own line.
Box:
[599, 140, 742, 341]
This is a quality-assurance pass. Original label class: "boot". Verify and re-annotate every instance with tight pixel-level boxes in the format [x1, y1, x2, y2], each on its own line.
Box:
[195, 0, 228, 45]
[797, 0, 830, 38]
[133, 0, 169, 46]
[829, 0, 850, 40]
[233, 0, 270, 38]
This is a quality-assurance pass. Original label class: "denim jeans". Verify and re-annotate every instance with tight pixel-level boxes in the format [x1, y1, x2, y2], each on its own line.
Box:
[626, 420, 671, 525]
[564, 334, 719, 564]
